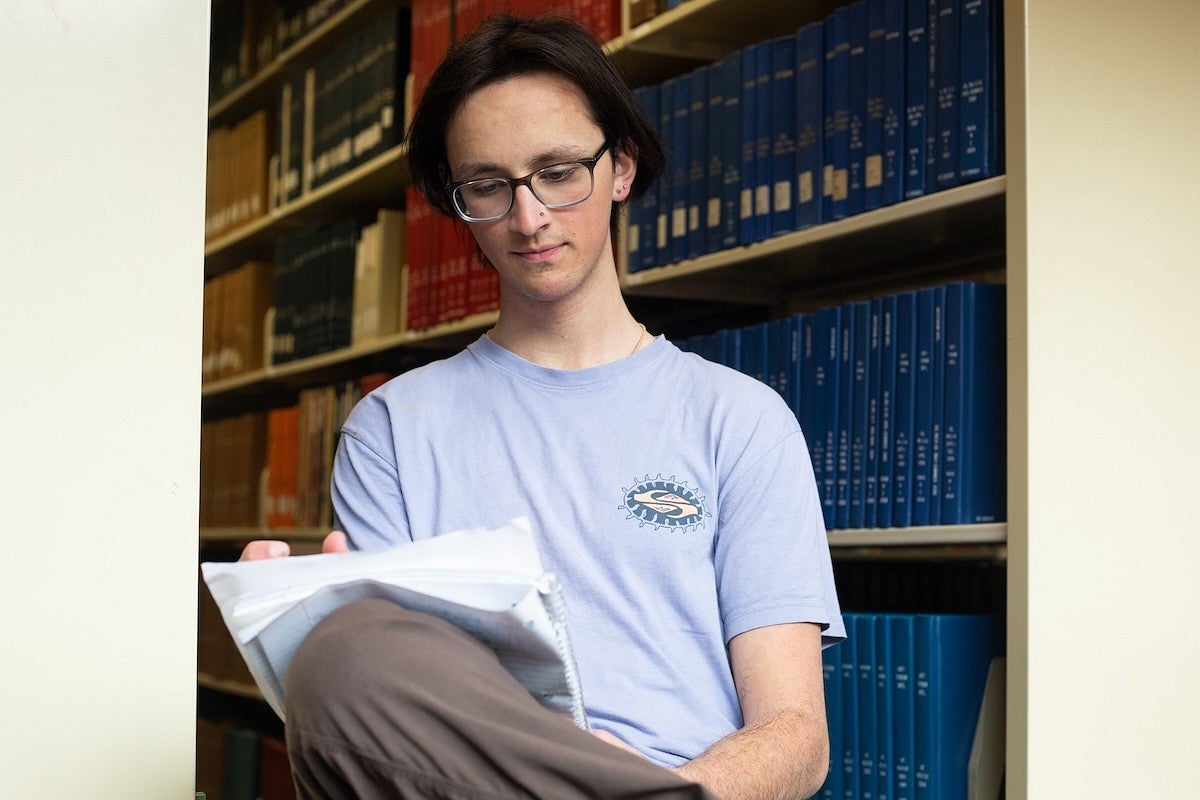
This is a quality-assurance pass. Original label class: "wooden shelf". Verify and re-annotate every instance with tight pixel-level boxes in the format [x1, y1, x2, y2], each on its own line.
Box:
[204, 143, 410, 277]
[621, 176, 1006, 304]
[829, 523, 1006, 561]
[201, 310, 498, 406]
[607, 0, 830, 86]
[208, 0, 409, 126]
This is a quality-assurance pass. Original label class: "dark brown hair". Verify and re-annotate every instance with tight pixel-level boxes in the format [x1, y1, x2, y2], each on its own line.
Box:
[407, 15, 664, 235]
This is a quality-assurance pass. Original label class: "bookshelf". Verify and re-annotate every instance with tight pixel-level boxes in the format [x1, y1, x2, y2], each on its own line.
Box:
[199, 0, 1200, 797]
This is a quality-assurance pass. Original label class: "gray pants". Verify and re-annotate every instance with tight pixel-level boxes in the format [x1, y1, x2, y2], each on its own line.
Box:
[284, 599, 717, 799]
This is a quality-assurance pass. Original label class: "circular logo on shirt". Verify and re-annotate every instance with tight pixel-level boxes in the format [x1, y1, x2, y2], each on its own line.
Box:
[620, 476, 709, 531]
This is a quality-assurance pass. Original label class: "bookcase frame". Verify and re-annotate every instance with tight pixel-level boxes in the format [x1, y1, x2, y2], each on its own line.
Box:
[204, 0, 1200, 796]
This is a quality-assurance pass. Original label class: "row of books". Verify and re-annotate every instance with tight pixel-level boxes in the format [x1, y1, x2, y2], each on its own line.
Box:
[209, 0, 360, 105]
[205, 110, 272, 242]
[820, 612, 1003, 800]
[676, 281, 1006, 530]
[205, 203, 493, 380]
[200, 411, 268, 529]
[201, 375, 386, 530]
[277, 6, 411, 204]
[203, 260, 273, 384]
[272, 219, 360, 364]
[409, 0, 621, 110]
[627, 0, 1002, 272]
[271, 376, 389, 530]
[197, 718, 295, 800]
[404, 189, 502, 331]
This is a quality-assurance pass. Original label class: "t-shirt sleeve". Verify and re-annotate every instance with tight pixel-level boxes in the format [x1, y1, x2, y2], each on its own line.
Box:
[714, 400, 846, 647]
[330, 399, 412, 551]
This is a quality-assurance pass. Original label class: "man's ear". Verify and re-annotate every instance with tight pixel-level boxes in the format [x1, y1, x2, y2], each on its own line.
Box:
[612, 144, 638, 200]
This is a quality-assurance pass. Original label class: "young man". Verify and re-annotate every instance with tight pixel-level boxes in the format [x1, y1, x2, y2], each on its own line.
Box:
[245, 15, 844, 800]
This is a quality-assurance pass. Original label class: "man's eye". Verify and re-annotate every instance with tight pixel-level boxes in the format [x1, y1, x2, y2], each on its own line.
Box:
[466, 180, 506, 197]
[539, 164, 581, 183]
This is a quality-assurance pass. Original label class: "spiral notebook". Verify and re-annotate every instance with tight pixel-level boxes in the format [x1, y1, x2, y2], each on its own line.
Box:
[200, 517, 587, 729]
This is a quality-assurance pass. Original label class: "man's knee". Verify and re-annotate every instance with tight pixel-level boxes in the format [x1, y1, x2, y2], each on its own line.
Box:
[284, 598, 494, 725]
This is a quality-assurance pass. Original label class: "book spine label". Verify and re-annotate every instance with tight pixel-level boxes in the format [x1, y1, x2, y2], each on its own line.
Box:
[904, 0, 929, 198]
[688, 65, 708, 258]
[824, 10, 851, 220]
[795, 22, 825, 229]
[934, 0, 961, 189]
[865, 0, 887, 211]
[771, 35, 798, 235]
[847, 0, 869, 216]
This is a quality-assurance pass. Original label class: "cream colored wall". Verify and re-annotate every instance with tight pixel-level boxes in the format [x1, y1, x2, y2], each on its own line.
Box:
[0, 4, 208, 797]
[1008, 0, 1200, 795]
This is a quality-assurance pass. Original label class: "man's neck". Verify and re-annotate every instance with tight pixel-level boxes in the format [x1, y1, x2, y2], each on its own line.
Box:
[486, 290, 648, 371]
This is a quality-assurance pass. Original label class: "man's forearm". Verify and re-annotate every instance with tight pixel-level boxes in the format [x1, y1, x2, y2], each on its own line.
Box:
[673, 708, 829, 800]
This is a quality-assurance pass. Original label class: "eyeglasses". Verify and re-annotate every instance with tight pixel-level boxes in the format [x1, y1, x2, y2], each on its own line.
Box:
[447, 142, 611, 222]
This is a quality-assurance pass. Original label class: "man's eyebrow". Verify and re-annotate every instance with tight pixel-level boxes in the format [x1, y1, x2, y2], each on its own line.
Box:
[453, 145, 595, 181]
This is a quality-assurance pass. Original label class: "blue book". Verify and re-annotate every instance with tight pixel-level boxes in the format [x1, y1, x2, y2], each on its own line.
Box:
[903, 0, 930, 198]
[670, 71, 692, 263]
[840, 613, 860, 800]
[706, 56, 734, 255]
[741, 320, 770, 384]
[740, 44, 759, 244]
[864, 0, 887, 211]
[795, 21, 825, 230]
[821, 642, 845, 800]
[891, 615, 916, 800]
[720, 50, 743, 250]
[688, 65, 709, 259]
[876, 294, 897, 528]
[881, 0, 906, 206]
[856, 613, 878, 800]
[890, 292, 917, 527]
[924, 0, 940, 194]
[786, 314, 804, 422]
[849, 301, 871, 529]
[767, 315, 794, 403]
[958, 0, 1000, 181]
[934, 0, 960, 189]
[800, 313, 823, 515]
[719, 326, 743, 372]
[824, 8, 851, 220]
[754, 42, 773, 241]
[914, 615, 1002, 800]
[629, 86, 656, 273]
[835, 303, 855, 529]
[928, 284, 946, 525]
[940, 282, 1005, 524]
[876, 615, 896, 800]
[816, 305, 842, 529]
[911, 287, 936, 525]
[847, 0, 868, 217]
[865, 297, 885, 528]
[657, 78, 675, 267]
[770, 34, 798, 235]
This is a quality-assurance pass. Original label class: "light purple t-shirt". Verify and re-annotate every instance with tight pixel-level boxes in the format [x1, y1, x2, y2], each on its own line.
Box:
[331, 333, 844, 767]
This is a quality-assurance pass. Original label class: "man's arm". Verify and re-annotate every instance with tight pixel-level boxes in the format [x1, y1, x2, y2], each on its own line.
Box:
[674, 622, 829, 800]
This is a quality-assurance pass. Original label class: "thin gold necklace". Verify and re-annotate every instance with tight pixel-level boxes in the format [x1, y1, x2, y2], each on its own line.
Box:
[629, 323, 647, 355]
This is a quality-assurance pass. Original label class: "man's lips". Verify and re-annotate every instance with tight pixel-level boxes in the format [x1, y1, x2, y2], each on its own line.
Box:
[511, 243, 565, 262]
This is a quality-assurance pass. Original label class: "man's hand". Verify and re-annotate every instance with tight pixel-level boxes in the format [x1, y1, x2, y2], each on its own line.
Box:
[238, 531, 350, 561]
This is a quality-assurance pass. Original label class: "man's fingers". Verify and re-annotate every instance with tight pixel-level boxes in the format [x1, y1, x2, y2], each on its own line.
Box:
[323, 531, 350, 553]
[239, 540, 291, 561]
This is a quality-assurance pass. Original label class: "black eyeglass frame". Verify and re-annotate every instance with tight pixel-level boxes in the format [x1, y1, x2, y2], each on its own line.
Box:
[446, 142, 612, 222]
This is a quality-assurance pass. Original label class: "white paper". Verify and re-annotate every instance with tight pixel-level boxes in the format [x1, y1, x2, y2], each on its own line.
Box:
[200, 517, 586, 729]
